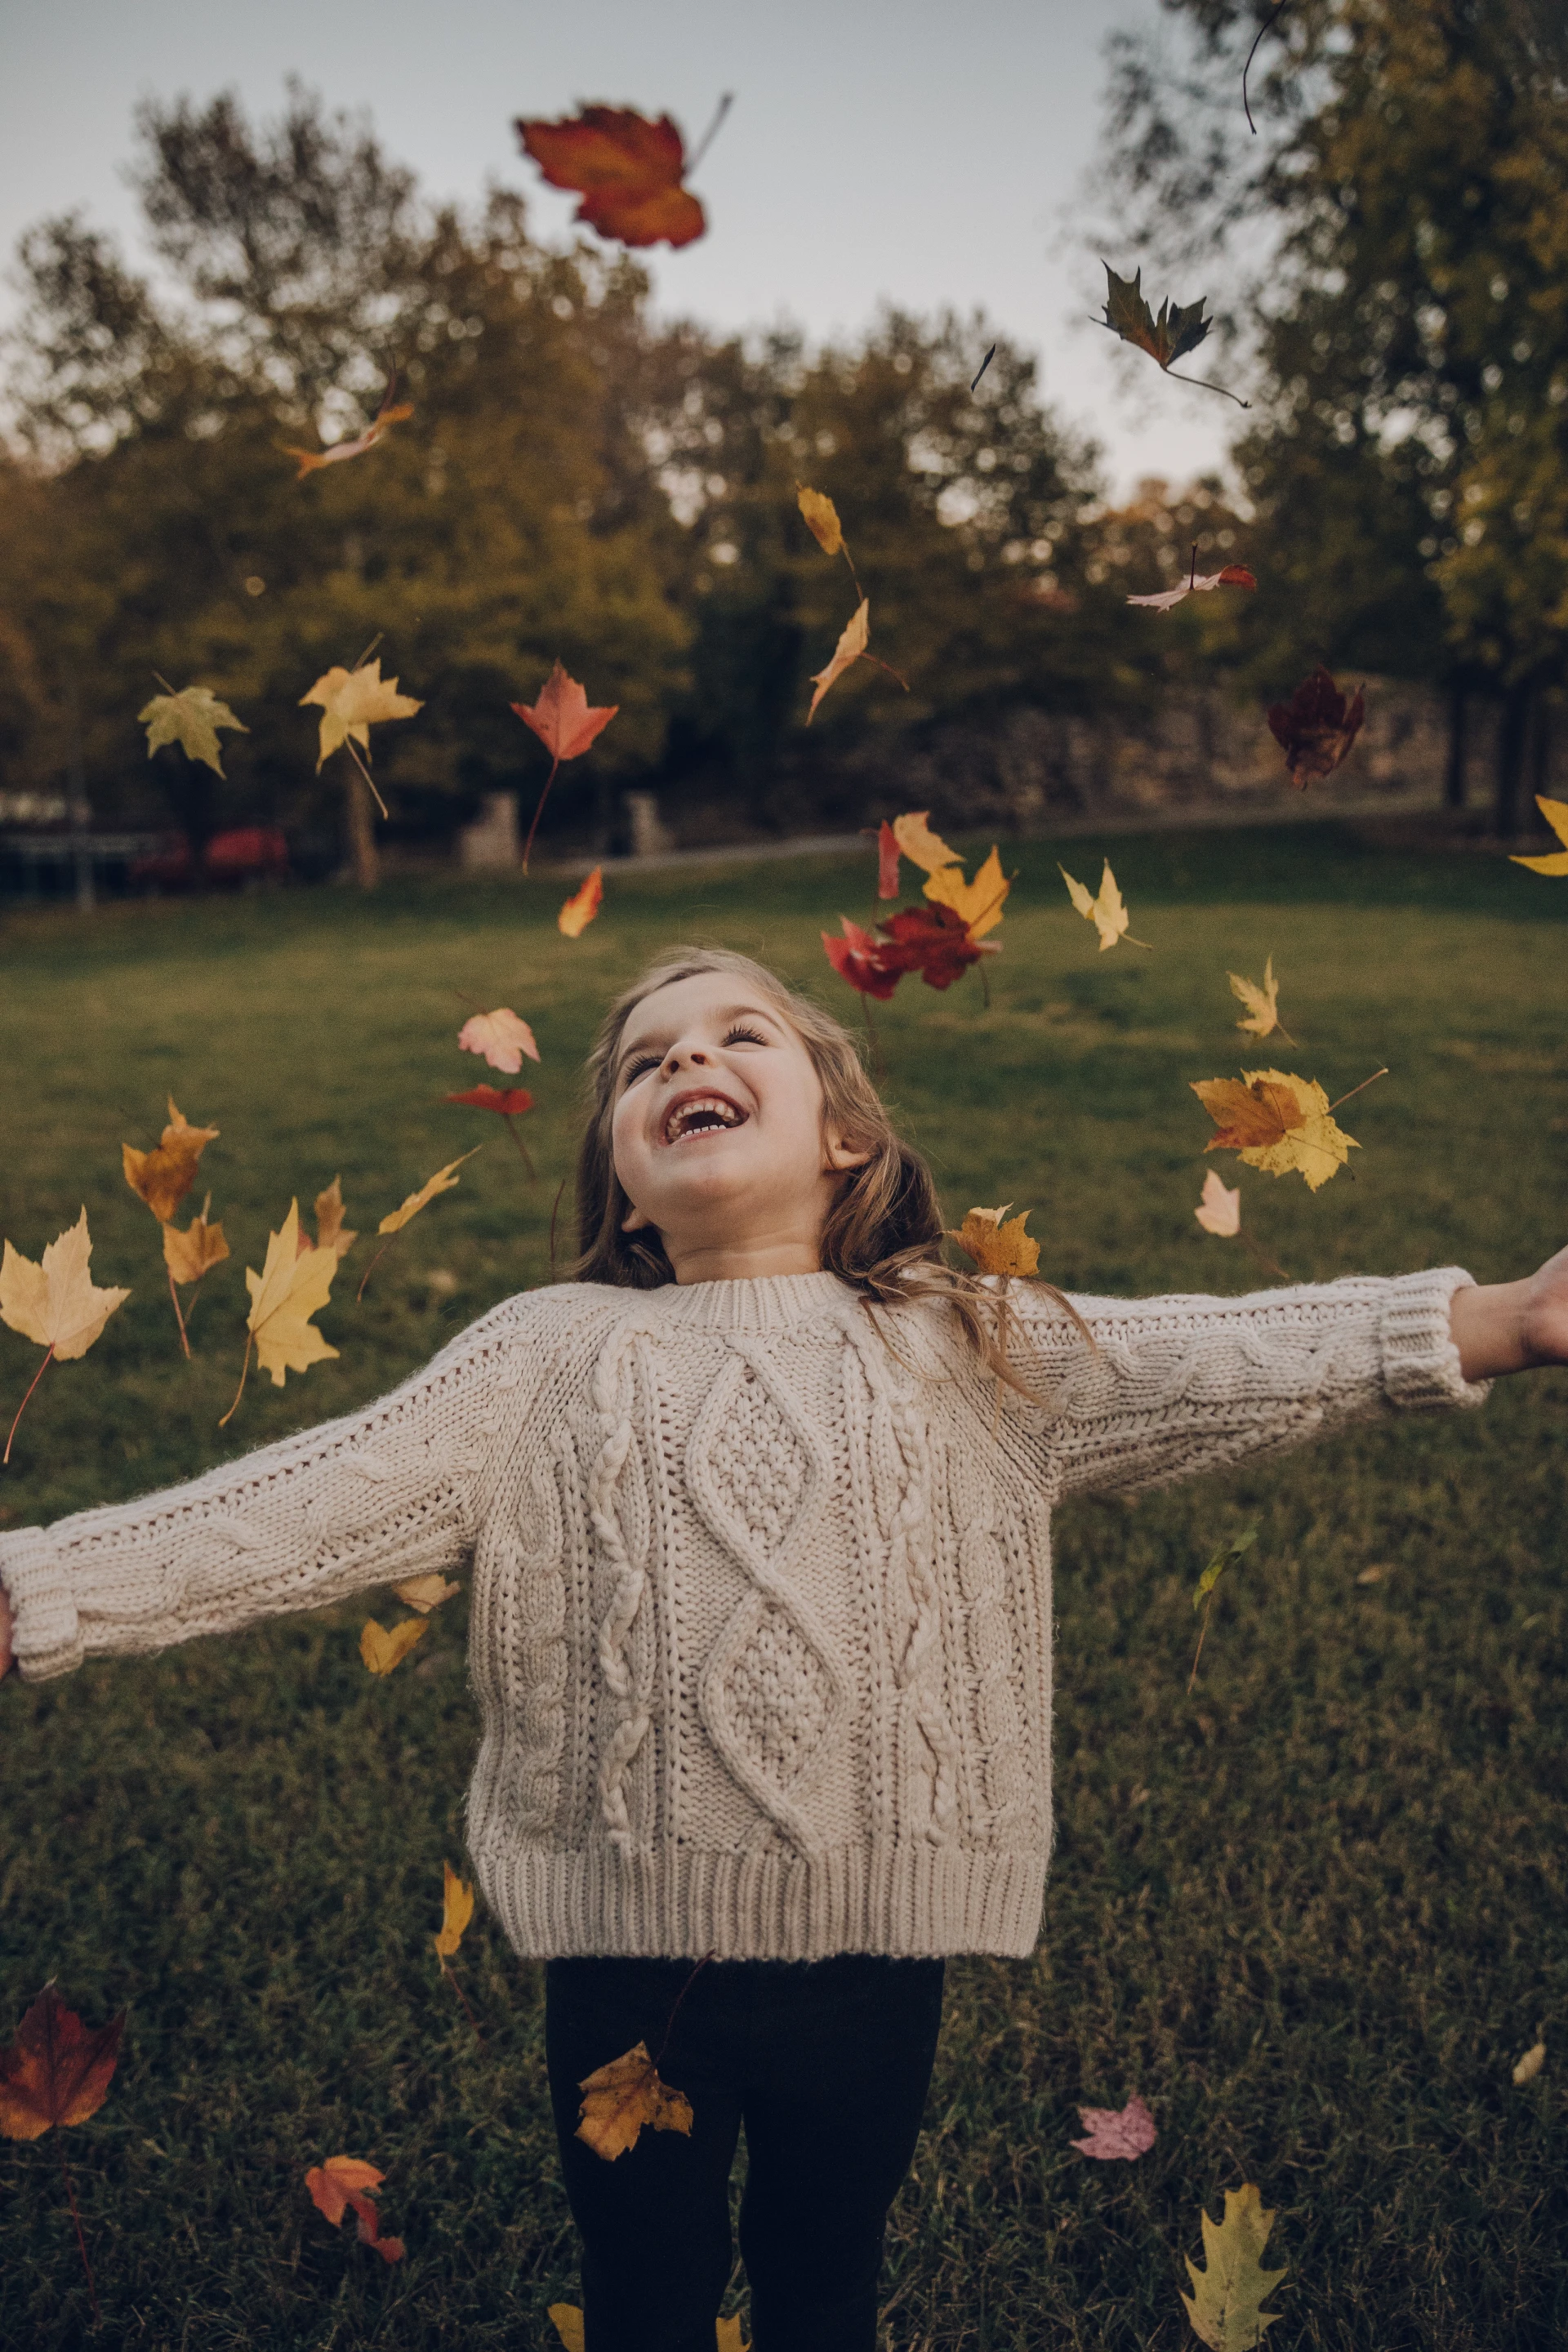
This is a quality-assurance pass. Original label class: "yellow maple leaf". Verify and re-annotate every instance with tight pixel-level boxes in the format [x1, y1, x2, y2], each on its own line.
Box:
[394, 1574, 461, 1613]
[948, 1204, 1040, 1276]
[1510, 795, 1568, 875]
[1194, 1169, 1241, 1237]
[575, 2040, 694, 2162]
[377, 1150, 480, 1236]
[1227, 956, 1292, 1043]
[923, 844, 1010, 940]
[1179, 2181, 1288, 2350]
[806, 599, 870, 724]
[220, 1200, 338, 1425]
[0, 1209, 129, 1360]
[796, 483, 845, 557]
[890, 810, 961, 874]
[1192, 1069, 1357, 1192]
[163, 1199, 229, 1285]
[359, 1618, 427, 1675]
[301, 660, 423, 773]
[433, 1860, 474, 1959]
[122, 1098, 220, 1224]
[1059, 859, 1150, 951]
[138, 684, 249, 778]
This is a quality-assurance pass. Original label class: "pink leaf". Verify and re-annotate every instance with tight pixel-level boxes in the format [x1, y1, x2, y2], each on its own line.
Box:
[1070, 2092, 1156, 2161]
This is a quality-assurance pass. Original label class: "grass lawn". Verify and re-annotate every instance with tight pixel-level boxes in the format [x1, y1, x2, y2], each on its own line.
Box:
[1, 821, 1564, 2350]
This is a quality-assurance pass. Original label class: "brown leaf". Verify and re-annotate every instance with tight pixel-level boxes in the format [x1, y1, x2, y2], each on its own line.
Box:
[122, 1098, 220, 1223]
[1266, 666, 1366, 789]
[575, 2040, 694, 2161]
[515, 108, 706, 249]
[948, 1205, 1040, 1277]
[0, 1984, 125, 2143]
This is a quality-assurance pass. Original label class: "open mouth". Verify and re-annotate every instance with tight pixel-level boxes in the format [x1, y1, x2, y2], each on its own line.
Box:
[662, 1093, 749, 1144]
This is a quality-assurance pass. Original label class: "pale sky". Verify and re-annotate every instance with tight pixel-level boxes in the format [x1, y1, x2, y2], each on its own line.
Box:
[0, 0, 1235, 497]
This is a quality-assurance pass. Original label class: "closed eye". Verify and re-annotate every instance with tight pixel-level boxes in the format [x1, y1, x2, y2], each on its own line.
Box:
[621, 1052, 661, 1086]
[723, 1024, 768, 1048]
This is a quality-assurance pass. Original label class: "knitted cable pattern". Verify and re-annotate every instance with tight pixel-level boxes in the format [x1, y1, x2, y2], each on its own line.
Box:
[586, 1316, 657, 1853]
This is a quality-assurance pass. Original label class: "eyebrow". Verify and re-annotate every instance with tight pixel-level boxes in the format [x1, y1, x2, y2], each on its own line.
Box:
[617, 1003, 779, 1067]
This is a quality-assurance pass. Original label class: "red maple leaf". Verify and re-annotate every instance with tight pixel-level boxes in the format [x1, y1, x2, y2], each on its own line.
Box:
[515, 108, 706, 249]
[511, 661, 618, 871]
[305, 2155, 406, 2265]
[880, 902, 991, 991]
[444, 1085, 536, 1178]
[1266, 665, 1366, 790]
[822, 916, 904, 1000]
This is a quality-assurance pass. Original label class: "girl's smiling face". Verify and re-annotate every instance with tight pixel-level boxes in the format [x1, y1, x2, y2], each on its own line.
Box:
[610, 970, 869, 1283]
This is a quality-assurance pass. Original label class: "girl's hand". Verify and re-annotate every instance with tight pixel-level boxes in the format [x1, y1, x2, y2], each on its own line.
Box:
[1450, 1245, 1568, 1381]
[0, 1581, 12, 1680]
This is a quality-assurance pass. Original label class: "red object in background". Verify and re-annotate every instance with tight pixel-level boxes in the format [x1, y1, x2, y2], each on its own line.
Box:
[131, 828, 290, 890]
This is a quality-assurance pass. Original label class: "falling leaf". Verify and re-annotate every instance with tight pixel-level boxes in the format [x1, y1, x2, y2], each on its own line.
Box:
[559, 867, 605, 937]
[948, 1205, 1040, 1277]
[283, 379, 414, 479]
[123, 1098, 220, 1223]
[301, 660, 422, 775]
[434, 1860, 475, 1960]
[890, 811, 961, 874]
[515, 107, 706, 248]
[1195, 1169, 1241, 1237]
[922, 844, 1009, 940]
[1098, 261, 1213, 369]
[394, 1574, 461, 1614]
[1059, 859, 1149, 952]
[1512, 2041, 1546, 2085]
[797, 483, 846, 557]
[458, 1008, 539, 1074]
[0, 1984, 126, 2143]
[1127, 563, 1257, 612]
[1267, 666, 1365, 790]
[138, 685, 247, 777]
[880, 902, 994, 991]
[575, 2040, 694, 2162]
[1227, 958, 1290, 1042]
[1070, 2092, 1156, 2161]
[1510, 795, 1568, 875]
[1192, 1070, 1357, 1191]
[305, 2154, 406, 2264]
[378, 1151, 479, 1236]
[876, 821, 900, 899]
[1193, 1526, 1258, 1612]
[513, 665, 618, 870]
[163, 1205, 229, 1286]
[308, 1177, 358, 1262]
[1, 1209, 130, 1460]
[807, 599, 871, 724]
[1180, 2183, 1288, 2351]
[822, 915, 903, 1000]
[220, 1200, 338, 1427]
[359, 1618, 428, 1675]
[550, 2311, 586, 2352]
[446, 1085, 533, 1117]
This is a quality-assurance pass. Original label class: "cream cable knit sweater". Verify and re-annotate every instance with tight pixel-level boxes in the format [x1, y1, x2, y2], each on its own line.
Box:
[0, 1267, 1488, 1961]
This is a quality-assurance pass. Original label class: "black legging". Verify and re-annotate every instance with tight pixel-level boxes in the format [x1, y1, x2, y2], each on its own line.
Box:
[546, 1952, 947, 2352]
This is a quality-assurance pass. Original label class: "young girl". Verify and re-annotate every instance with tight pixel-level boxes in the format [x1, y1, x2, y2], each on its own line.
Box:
[2, 945, 1563, 2352]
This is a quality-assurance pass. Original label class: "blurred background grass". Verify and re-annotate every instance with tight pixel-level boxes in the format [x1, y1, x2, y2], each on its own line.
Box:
[1, 822, 1564, 2349]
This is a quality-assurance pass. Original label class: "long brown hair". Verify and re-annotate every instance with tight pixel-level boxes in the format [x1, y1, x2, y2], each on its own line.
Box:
[572, 947, 1089, 1379]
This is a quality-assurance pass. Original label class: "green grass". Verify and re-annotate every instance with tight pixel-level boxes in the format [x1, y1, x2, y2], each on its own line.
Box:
[1, 822, 1565, 2350]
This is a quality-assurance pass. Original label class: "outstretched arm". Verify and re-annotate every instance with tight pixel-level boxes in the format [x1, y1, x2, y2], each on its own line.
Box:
[0, 1294, 542, 1683]
[1448, 1242, 1568, 1380]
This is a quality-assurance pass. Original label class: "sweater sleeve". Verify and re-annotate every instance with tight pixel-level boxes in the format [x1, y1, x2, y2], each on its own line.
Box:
[1009, 1267, 1491, 1500]
[0, 1292, 541, 1683]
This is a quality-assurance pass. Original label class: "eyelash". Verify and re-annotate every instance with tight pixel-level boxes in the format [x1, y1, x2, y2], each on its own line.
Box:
[621, 1025, 768, 1085]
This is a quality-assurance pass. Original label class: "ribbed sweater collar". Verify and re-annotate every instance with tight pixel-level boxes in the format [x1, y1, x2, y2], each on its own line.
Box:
[612, 1271, 855, 1334]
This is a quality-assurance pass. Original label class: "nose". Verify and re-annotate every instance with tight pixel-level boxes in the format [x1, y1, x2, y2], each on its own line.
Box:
[661, 1040, 711, 1075]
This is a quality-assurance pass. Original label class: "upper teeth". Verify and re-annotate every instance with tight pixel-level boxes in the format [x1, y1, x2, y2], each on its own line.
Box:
[666, 1095, 744, 1141]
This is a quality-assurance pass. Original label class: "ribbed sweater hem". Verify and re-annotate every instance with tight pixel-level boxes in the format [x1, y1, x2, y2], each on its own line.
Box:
[471, 1840, 1049, 1961]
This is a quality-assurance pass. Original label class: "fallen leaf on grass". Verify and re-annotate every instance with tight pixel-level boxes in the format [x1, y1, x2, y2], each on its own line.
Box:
[301, 661, 422, 782]
[1267, 666, 1365, 790]
[123, 1098, 220, 1223]
[559, 866, 604, 936]
[1354, 1562, 1392, 1585]
[1510, 795, 1568, 876]
[0, 1984, 125, 2142]
[379, 1152, 479, 1236]
[513, 665, 617, 871]
[516, 107, 706, 248]
[576, 2040, 694, 2162]
[1512, 2041, 1546, 2086]
[283, 379, 413, 479]
[1189, 1526, 1259, 1692]
[305, 2154, 405, 2264]
[1060, 859, 1150, 951]
[360, 1619, 427, 1675]
[1180, 2182, 1288, 2350]
[457, 1008, 539, 1073]
[1192, 1070, 1357, 1191]
[2, 1211, 130, 1460]
[949, 1205, 1040, 1277]
[394, 1574, 461, 1614]
[1070, 2092, 1156, 2161]
[1227, 958, 1291, 1043]
[1194, 1169, 1241, 1236]
[434, 1860, 474, 1959]
[138, 685, 247, 776]
[551, 2314, 746, 2352]
[1128, 563, 1256, 612]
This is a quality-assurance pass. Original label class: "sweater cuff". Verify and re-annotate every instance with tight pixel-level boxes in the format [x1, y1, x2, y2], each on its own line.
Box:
[1380, 1268, 1492, 1412]
[0, 1528, 83, 1682]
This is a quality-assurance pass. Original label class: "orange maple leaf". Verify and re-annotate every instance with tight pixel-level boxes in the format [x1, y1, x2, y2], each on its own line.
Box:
[515, 107, 706, 249]
[0, 1984, 125, 2144]
[559, 866, 605, 937]
[512, 664, 618, 871]
[575, 2040, 694, 2162]
[305, 2155, 406, 2264]
[122, 1097, 220, 1223]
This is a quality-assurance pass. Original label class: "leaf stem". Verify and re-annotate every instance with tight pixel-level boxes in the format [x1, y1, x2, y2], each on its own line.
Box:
[59, 2140, 100, 2328]
[1243, 0, 1296, 134]
[653, 1953, 714, 2069]
[859, 653, 910, 693]
[1187, 1594, 1215, 1694]
[355, 1234, 400, 1304]
[1328, 1066, 1390, 1114]
[343, 736, 390, 821]
[217, 1335, 252, 1428]
[548, 1174, 567, 1285]
[521, 755, 561, 875]
[3, 1344, 55, 1465]
[151, 670, 176, 697]
[349, 630, 385, 675]
[504, 1116, 537, 1179]
[1164, 367, 1251, 410]
[439, 1957, 485, 2044]
[167, 1266, 190, 1359]
[687, 91, 734, 172]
